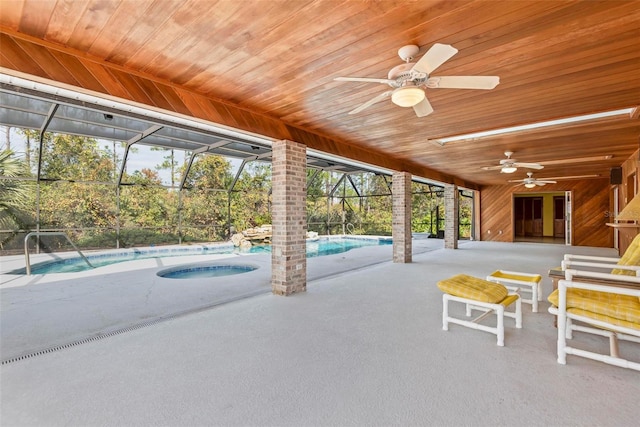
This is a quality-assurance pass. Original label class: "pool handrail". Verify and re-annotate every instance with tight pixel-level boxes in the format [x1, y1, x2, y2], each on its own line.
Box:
[24, 231, 94, 275]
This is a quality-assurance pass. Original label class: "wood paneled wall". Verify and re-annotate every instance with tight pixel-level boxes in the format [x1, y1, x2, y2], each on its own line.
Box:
[480, 178, 612, 248]
[614, 149, 639, 252]
[619, 149, 639, 208]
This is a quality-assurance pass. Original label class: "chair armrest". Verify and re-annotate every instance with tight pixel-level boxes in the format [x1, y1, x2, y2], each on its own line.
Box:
[563, 254, 621, 263]
[561, 260, 640, 275]
[563, 268, 640, 286]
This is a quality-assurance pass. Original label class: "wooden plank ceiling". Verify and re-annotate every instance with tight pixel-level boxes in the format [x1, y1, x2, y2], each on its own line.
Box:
[0, 0, 639, 188]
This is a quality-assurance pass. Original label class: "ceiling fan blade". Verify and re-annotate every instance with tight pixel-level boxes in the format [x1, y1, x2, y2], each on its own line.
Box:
[513, 162, 544, 170]
[413, 97, 434, 117]
[482, 165, 504, 171]
[348, 90, 393, 114]
[412, 43, 458, 75]
[507, 178, 526, 183]
[427, 76, 500, 90]
[536, 180, 557, 184]
[335, 77, 395, 85]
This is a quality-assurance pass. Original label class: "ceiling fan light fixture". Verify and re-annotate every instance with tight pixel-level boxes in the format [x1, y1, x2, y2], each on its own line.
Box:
[391, 87, 425, 107]
[501, 166, 517, 174]
[524, 183, 536, 188]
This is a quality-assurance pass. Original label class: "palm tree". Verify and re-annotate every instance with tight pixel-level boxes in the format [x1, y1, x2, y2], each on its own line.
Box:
[0, 149, 31, 246]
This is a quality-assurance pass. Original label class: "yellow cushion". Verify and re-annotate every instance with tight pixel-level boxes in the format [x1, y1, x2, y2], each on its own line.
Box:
[612, 234, 640, 275]
[500, 294, 520, 307]
[437, 274, 508, 303]
[567, 307, 640, 330]
[489, 270, 542, 283]
[548, 288, 640, 327]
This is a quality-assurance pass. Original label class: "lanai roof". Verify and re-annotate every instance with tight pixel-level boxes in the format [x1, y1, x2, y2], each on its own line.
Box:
[0, 1, 639, 187]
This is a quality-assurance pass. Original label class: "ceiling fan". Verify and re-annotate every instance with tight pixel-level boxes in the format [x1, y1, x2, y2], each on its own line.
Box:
[481, 151, 543, 174]
[334, 43, 499, 117]
[509, 172, 557, 188]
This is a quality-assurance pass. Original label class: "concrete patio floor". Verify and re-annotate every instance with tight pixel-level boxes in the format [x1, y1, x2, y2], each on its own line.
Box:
[1, 240, 638, 426]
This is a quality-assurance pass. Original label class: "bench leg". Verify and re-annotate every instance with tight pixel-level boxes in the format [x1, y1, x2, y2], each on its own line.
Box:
[496, 306, 505, 347]
[537, 281, 543, 301]
[515, 297, 522, 329]
[442, 295, 449, 331]
[557, 310, 567, 365]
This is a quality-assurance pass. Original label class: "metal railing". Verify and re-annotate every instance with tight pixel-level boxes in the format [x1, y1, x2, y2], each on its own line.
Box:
[24, 231, 94, 275]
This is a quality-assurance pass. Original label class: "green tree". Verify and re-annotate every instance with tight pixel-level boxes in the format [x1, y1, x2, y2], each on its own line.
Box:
[232, 162, 272, 230]
[180, 154, 234, 241]
[306, 169, 329, 233]
[0, 149, 32, 233]
[35, 133, 114, 182]
[412, 183, 440, 233]
[459, 192, 473, 238]
[184, 154, 232, 189]
[153, 147, 181, 187]
[35, 133, 117, 234]
[119, 169, 168, 227]
[358, 174, 392, 235]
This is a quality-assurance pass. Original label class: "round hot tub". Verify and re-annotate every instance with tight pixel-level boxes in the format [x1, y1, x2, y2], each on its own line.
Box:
[158, 263, 257, 279]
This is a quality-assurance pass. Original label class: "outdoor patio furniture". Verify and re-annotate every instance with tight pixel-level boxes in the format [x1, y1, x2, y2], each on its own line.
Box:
[561, 233, 640, 277]
[548, 268, 640, 371]
[437, 274, 522, 346]
[486, 270, 542, 312]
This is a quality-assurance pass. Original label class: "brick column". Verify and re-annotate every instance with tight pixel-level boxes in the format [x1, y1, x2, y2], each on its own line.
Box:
[444, 184, 458, 249]
[271, 140, 307, 295]
[392, 171, 412, 263]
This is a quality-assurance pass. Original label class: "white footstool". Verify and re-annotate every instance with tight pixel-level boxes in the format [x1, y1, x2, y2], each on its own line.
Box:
[437, 274, 522, 346]
[487, 270, 543, 312]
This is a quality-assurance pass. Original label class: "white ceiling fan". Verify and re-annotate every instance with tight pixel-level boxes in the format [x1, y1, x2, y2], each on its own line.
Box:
[509, 172, 557, 188]
[334, 43, 499, 117]
[481, 151, 543, 174]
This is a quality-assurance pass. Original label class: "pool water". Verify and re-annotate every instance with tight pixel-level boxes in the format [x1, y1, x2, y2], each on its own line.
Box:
[16, 237, 391, 274]
[242, 237, 392, 258]
[159, 265, 256, 279]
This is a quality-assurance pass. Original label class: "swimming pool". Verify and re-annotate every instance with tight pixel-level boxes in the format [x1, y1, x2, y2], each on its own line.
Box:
[11, 236, 392, 274]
